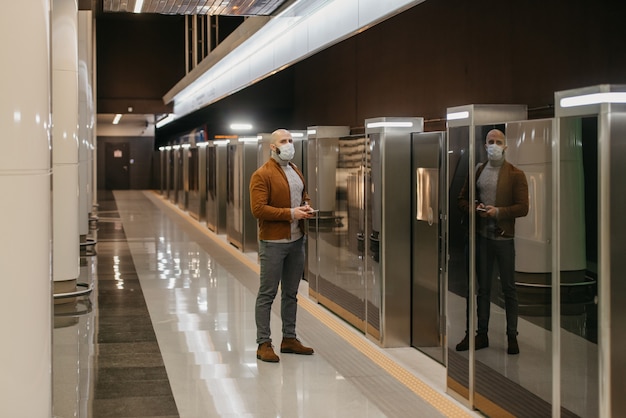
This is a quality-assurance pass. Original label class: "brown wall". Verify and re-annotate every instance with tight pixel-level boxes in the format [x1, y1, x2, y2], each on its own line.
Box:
[157, 0, 626, 140]
[291, 0, 626, 130]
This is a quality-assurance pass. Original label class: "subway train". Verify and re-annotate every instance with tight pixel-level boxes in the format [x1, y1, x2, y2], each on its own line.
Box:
[152, 85, 626, 417]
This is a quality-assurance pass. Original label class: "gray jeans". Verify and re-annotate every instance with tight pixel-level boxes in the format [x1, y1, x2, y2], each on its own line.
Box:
[255, 237, 305, 344]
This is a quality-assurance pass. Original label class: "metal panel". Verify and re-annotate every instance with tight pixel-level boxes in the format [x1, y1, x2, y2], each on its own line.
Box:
[366, 117, 424, 347]
[206, 142, 228, 234]
[197, 144, 207, 222]
[179, 145, 190, 210]
[411, 131, 445, 364]
[226, 141, 258, 252]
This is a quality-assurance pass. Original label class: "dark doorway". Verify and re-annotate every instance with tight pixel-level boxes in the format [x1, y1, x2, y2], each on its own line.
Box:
[105, 142, 130, 189]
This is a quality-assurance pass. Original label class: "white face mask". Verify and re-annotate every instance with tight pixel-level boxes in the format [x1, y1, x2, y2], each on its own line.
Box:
[276, 142, 295, 161]
[486, 143, 504, 161]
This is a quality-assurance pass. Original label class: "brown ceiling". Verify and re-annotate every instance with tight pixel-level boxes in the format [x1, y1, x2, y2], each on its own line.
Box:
[91, 0, 293, 131]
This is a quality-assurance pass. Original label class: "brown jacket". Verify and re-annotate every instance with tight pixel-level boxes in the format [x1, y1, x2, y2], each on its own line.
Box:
[249, 158, 310, 240]
[458, 160, 529, 238]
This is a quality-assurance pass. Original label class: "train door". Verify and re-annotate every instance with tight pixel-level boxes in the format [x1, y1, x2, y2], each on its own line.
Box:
[410, 131, 446, 364]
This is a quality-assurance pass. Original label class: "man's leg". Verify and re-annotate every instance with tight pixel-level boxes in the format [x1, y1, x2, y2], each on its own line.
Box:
[255, 241, 285, 344]
[497, 239, 518, 337]
[476, 236, 495, 336]
[280, 237, 305, 339]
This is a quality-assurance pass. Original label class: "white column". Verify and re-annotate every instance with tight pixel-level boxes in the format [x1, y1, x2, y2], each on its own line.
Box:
[0, 0, 52, 416]
[52, 0, 80, 295]
[78, 10, 94, 238]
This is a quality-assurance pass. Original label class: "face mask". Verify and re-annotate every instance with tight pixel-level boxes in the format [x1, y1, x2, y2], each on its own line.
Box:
[276, 143, 295, 161]
[486, 144, 504, 161]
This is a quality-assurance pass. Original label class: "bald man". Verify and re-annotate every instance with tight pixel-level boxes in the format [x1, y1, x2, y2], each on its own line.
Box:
[456, 129, 529, 355]
[249, 129, 315, 362]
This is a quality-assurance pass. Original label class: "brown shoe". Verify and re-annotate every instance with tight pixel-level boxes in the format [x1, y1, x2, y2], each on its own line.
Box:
[280, 338, 314, 355]
[257, 342, 279, 363]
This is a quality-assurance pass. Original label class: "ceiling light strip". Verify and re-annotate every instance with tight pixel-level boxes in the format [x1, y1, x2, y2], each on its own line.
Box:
[171, 0, 424, 118]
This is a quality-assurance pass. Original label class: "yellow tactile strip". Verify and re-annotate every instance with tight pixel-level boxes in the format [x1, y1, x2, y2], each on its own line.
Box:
[297, 295, 473, 418]
[147, 190, 473, 418]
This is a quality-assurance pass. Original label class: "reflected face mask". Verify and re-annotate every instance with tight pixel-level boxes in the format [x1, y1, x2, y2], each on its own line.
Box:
[487, 144, 504, 160]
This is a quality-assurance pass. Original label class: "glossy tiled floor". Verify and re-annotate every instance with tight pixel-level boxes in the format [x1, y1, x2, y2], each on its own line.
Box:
[53, 190, 480, 418]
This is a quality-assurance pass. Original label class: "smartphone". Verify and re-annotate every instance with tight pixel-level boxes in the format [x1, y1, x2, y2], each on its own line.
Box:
[308, 209, 319, 213]
[476, 207, 487, 212]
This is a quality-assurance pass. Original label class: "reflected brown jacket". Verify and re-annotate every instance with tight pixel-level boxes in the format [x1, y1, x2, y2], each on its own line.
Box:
[249, 158, 310, 240]
[458, 160, 529, 238]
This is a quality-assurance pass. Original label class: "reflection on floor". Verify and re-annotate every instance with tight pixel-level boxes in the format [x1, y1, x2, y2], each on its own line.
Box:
[52, 190, 479, 418]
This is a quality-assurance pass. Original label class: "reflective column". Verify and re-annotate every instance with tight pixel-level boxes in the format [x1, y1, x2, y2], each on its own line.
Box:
[52, 0, 80, 297]
[78, 10, 95, 241]
[0, 0, 52, 415]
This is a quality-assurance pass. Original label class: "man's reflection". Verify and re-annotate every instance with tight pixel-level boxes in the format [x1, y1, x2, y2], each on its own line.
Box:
[455, 129, 529, 355]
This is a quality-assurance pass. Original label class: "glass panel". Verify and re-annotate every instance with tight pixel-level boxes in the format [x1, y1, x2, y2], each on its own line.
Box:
[305, 137, 319, 293]
[559, 116, 598, 418]
[314, 134, 369, 332]
[471, 121, 555, 416]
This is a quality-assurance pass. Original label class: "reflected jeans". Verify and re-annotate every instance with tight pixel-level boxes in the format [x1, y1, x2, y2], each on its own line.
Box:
[255, 237, 305, 345]
[476, 236, 518, 337]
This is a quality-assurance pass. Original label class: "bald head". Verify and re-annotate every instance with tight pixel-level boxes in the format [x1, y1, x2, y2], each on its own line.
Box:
[271, 129, 292, 146]
[485, 129, 506, 146]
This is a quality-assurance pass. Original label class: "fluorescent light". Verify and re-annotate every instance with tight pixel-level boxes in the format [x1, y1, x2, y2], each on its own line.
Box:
[196, 142, 208, 148]
[112, 114, 122, 124]
[156, 114, 177, 128]
[159, 146, 165, 151]
[447, 111, 469, 121]
[292, 132, 305, 138]
[238, 136, 258, 143]
[560, 92, 626, 108]
[165, 146, 172, 150]
[181, 144, 191, 149]
[366, 121, 413, 129]
[230, 123, 253, 131]
[214, 140, 230, 145]
[134, 0, 144, 13]
[172, 145, 180, 150]
[307, 129, 317, 135]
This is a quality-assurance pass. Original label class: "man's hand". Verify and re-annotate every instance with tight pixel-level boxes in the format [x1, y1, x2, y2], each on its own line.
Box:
[294, 205, 315, 220]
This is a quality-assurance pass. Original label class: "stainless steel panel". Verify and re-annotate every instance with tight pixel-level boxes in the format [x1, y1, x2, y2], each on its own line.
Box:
[226, 141, 258, 252]
[165, 148, 173, 199]
[196, 145, 207, 223]
[206, 142, 228, 234]
[171, 147, 181, 204]
[180, 146, 191, 211]
[159, 149, 166, 195]
[366, 117, 424, 347]
[411, 131, 445, 364]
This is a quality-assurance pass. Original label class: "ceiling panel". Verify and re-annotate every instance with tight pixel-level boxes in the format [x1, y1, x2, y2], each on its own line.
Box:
[103, 0, 289, 15]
